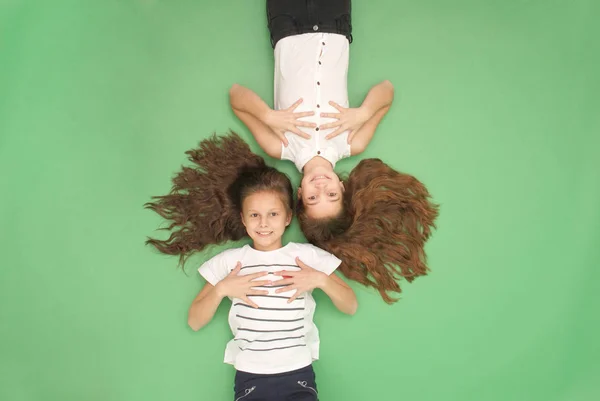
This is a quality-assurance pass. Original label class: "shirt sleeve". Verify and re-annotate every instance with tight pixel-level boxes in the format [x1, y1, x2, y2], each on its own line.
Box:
[197, 252, 232, 286]
[306, 245, 342, 276]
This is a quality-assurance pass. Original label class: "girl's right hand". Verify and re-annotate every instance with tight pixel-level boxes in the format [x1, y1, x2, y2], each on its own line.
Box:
[263, 98, 316, 145]
[215, 262, 271, 308]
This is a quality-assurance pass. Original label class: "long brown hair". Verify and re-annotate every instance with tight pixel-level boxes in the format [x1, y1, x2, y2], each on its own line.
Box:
[298, 158, 439, 303]
[145, 132, 293, 266]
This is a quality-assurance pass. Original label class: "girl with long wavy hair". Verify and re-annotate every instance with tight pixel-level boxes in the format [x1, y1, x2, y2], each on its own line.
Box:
[230, 0, 439, 303]
[146, 132, 356, 401]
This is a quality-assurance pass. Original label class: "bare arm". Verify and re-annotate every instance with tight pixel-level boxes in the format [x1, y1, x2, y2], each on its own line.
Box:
[229, 84, 315, 154]
[188, 263, 271, 331]
[320, 80, 394, 155]
[187, 283, 225, 331]
[350, 80, 394, 155]
[275, 257, 358, 315]
[318, 273, 358, 315]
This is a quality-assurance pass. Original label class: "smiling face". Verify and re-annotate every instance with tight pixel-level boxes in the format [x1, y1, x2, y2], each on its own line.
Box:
[298, 168, 345, 219]
[241, 190, 292, 251]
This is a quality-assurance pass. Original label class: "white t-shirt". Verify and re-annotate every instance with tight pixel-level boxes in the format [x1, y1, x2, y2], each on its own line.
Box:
[274, 32, 352, 172]
[198, 242, 341, 374]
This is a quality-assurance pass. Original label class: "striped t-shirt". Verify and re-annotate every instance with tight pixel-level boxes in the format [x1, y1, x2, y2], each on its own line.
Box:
[198, 242, 341, 374]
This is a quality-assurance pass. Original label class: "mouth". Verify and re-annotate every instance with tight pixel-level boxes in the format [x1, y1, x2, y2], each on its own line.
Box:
[256, 231, 273, 237]
[310, 175, 331, 182]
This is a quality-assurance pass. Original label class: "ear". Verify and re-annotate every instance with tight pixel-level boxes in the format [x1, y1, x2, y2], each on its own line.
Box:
[240, 212, 247, 227]
[297, 186, 302, 197]
[340, 181, 345, 192]
[285, 212, 292, 226]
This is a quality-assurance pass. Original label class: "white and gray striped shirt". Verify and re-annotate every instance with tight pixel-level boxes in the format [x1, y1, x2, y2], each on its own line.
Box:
[198, 242, 341, 374]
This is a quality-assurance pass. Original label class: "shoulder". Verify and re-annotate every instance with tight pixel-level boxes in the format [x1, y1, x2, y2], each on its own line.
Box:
[287, 242, 336, 259]
[202, 246, 248, 266]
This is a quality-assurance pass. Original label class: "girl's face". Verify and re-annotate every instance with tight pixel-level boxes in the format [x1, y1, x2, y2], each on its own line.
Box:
[241, 191, 292, 252]
[298, 170, 345, 219]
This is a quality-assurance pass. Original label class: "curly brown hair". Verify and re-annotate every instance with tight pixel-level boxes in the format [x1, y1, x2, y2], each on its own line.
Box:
[297, 158, 439, 303]
[145, 132, 293, 266]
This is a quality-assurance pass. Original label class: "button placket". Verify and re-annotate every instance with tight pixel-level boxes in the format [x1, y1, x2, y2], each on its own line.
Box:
[315, 36, 325, 153]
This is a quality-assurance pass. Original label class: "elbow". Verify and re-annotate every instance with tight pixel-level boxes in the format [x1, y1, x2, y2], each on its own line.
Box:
[382, 80, 395, 102]
[345, 297, 358, 316]
[349, 301, 358, 316]
[188, 319, 201, 332]
[229, 84, 242, 107]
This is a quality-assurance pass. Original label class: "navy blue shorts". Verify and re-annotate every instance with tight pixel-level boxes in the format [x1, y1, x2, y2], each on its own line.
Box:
[267, 0, 353, 47]
[234, 364, 318, 401]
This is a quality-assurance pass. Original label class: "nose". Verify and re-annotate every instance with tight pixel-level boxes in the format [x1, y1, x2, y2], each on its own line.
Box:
[259, 216, 268, 227]
[314, 181, 328, 189]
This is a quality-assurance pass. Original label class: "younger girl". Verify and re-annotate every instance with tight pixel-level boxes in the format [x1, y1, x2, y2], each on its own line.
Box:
[230, 0, 439, 303]
[146, 132, 357, 401]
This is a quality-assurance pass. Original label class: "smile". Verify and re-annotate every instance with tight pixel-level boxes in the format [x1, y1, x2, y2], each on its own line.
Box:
[256, 231, 273, 236]
[311, 175, 330, 182]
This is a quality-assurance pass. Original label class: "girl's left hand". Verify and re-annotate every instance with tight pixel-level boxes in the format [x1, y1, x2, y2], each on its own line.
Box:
[319, 101, 371, 143]
[274, 257, 327, 302]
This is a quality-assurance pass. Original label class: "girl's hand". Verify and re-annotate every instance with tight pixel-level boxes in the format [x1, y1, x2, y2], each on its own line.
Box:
[264, 98, 316, 145]
[319, 101, 371, 143]
[215, 262, 271, 308]
[274, 257, 327, 302]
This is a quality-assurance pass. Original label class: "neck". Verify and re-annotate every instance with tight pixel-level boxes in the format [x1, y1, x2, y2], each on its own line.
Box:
[252, 240, 284, 252]
[303, 156, 334, 175]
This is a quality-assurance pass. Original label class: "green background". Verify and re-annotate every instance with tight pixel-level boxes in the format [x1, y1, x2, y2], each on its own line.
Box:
[1, 1, 599, 400]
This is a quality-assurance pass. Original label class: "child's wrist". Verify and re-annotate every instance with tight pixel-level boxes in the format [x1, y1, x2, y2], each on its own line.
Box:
[315, 272, 329, 289]
[214, 282, 227, 299]
[358, 104, 375, 121]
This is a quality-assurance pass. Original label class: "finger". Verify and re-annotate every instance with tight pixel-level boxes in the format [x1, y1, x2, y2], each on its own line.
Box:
[242, 297, 259, 309]
[293, 111, 315, 118]
[291, 128, 311, 139]
[287, 98, 303, 111]
[274, 278, 294, 286]
[274, 270, 297, 277]
[319, 121, 342, 130]
[329, 101, 345, 112]
[320, 112, 342, 119]
[249, 280, 272, 287]
[288, 291, 300, 303]
[325, 126, 346, 140]
[247, 271, 270, 280]
[229, 262, 242, 276]
[275, 285, 296, 294]
[295, 120, 317, 128]
[295, 257, 310, 269]
[248, 289, 270, 296]
[347, 130, 357, 144]
[277, 132, 289, 147]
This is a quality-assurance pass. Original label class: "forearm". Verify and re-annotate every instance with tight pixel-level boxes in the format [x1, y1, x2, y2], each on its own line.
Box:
[187, 285, 225, 331]
[359, 80, 394, 118]
[229, 84, 272, 123]
[319, 275, 358, 315]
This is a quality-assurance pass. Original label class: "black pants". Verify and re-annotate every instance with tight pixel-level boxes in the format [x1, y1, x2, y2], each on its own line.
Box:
[234, 365, 319, 401]
[267, 0, 353, 47]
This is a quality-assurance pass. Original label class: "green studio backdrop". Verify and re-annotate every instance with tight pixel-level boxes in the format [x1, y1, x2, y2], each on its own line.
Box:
[1, 1, 598, 400]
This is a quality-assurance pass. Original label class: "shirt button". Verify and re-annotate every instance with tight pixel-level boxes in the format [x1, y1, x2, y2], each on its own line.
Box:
[315, 127, 319, 131]
[317, 81, 320, 85]
[313, 25, 319, 31]
[317, 151, 321, 155]
[317, 104, 320, 108]
[322, 42, 326, 46]
[318, 61, 322, 65]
